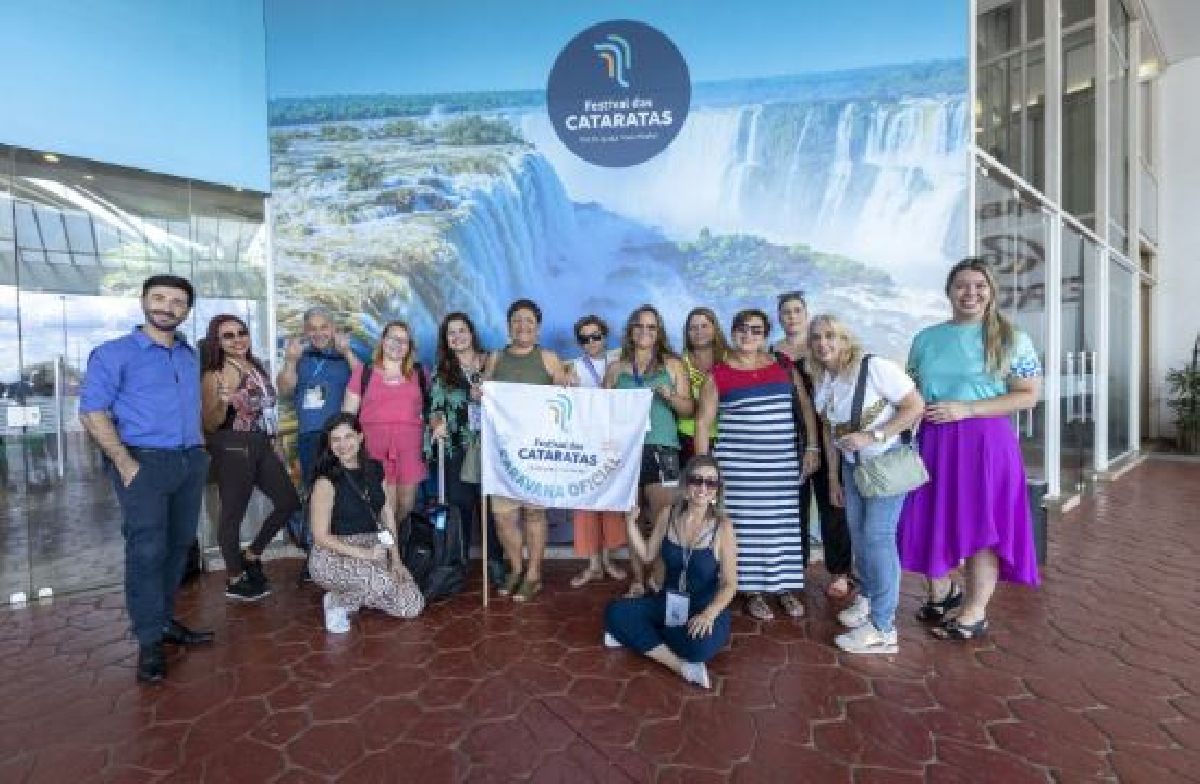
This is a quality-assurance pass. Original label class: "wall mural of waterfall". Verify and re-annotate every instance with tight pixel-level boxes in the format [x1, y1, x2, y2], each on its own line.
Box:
[266, 2, 969, 362]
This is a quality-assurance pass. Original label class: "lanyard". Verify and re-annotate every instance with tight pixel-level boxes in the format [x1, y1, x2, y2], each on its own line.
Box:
[582, 355, 603, 386]
[670, 508, 713, 593]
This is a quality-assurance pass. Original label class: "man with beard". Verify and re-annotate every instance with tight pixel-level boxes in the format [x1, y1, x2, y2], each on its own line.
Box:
[80, 275, 212, 683]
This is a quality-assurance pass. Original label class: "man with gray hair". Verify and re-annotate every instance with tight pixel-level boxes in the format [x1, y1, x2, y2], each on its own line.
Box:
[277, 306, 360, 482]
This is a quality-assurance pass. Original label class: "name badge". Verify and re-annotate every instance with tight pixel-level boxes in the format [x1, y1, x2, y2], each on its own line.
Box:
[467, 401, 482, 432]
[302, 385, 326, 410]
[377, 529, 395, 548]
[665, 590, 690, 627]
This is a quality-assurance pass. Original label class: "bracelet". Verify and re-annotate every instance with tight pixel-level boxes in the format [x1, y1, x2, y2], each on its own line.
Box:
[805, 446, 820, 453]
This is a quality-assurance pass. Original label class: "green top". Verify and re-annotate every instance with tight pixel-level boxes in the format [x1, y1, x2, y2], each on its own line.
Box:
[493, 345, 553, 385]
[615, 366, 681, 449]
[423, 374, 475, 461]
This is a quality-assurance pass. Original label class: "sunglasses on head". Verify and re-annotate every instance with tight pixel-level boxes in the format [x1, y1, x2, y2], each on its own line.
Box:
[220, 327, 249, 339]
[577, 332, 604, 345]
[686, 474, 720, 490]
[734, 324, 766, 336]
[778, 290, 807, 305]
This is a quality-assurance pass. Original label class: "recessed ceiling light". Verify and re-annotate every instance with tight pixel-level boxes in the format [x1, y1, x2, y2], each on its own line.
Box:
[82, 174, 94, 181]
[42, 153, 60, 163]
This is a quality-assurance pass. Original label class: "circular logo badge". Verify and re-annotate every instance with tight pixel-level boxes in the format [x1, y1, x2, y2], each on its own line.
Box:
[546, 19, 691, 168]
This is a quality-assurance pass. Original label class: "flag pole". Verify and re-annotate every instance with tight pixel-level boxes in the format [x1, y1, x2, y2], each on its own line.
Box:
[481, 495, 490, 607]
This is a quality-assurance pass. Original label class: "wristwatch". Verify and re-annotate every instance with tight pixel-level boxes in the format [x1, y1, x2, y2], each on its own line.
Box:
[870, 429, 886, 443]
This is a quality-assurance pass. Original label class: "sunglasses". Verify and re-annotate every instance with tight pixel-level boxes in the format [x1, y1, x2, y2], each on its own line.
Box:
[734, 325, 766, 336]
[577, 332, 604, 345]
[220, 328, 249, 340]
[686, 474, 721, 490]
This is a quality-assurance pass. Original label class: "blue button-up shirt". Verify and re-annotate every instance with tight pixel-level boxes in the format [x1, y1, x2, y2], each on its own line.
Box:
[293, 348, 353, 434]
[79, 327, 204, 448]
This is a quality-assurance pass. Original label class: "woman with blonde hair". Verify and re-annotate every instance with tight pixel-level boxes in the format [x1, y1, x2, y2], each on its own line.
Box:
[604, 304, 694, 598]
[343, 320, 428, 523]
[809, 314, 924, 653]
[899, 258, 1041, 640]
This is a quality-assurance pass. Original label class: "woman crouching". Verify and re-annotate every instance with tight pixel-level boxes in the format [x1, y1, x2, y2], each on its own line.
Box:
[603, 455, 738, 689]
[309, 413, 424, 633]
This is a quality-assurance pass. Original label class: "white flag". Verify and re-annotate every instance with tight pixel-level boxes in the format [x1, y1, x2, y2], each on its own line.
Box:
[481, 381, 652, 511]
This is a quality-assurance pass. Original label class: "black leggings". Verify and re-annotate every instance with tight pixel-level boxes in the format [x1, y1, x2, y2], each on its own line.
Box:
[802, 429, 852, 576]
[435, 446, 501, 562]
[209, 430, 300, 578]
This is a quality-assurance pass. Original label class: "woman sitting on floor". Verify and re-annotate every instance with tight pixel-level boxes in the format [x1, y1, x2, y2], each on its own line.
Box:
[308, 413, 424, 633]
[602, 454, 738, 689]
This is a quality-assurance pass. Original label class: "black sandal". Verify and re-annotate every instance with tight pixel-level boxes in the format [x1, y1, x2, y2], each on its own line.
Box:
[931, 616, 988, 640]
[915, 583, 963, 623]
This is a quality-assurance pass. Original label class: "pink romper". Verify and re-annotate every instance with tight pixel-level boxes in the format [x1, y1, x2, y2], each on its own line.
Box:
[348, 365, 428, 485]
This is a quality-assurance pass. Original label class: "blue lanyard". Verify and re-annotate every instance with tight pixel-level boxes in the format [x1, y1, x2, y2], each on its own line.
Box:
[582, 356, 603, 386]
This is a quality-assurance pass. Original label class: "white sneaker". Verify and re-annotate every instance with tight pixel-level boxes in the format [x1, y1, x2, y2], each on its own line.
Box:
[679, 661, 711, 689]
[837, 595, 871, 629]
[835, 622, 898, 654]
[603, 632, 623, 649]
[322, 592, 351, 634]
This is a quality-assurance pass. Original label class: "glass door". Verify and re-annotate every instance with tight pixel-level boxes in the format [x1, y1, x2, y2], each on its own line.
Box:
[17, 292, 145, 596]
[1059, 223, 1100, 497]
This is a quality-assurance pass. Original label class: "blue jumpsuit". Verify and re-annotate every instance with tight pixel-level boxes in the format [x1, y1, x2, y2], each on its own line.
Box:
[603, 525, 731, 663]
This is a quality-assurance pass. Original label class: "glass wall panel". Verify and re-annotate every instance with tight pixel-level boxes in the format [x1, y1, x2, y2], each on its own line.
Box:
[1108, 0, 1130, 255]
[1108, 260, 1133, 458]
[1063, 26, 1097, 224]
[976, 163, 1049, 480]
[0, 143, 268, 599]
[1063, 0, 1095, 27]
[1060, 222, 1100, 495]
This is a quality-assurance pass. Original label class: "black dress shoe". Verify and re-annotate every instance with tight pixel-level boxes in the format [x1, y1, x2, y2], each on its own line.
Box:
[162, 619, 215, 646]
[137, 642, 166, 683]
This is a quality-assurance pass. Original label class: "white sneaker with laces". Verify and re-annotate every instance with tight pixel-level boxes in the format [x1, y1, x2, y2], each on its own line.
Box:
[680, 661, 711, 689]
[837, 595, 871, 629]
[603, 632, 623, 649]
[323, 592, 351, 634]
[835, 622, 898, 654]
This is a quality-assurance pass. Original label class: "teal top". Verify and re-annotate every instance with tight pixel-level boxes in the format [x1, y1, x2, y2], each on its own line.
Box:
[906, 321, 1041, 403]
[615, 367, 681, 449]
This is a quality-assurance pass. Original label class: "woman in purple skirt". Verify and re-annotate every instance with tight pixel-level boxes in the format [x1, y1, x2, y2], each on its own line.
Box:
[899, 258, 1042, 640]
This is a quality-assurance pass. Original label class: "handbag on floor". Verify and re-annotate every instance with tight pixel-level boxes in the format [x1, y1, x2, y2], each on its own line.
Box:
[847, 355, 928, 498]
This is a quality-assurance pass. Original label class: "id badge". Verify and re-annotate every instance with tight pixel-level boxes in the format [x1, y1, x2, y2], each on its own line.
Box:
[665, 590, 690, 627]
[302, 384, 325, 410]
[467, 401, 482, 432]
[377, 529, 395, 548]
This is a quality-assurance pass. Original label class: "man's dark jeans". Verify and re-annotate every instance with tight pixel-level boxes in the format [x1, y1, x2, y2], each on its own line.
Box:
[110, 446, 209, 647]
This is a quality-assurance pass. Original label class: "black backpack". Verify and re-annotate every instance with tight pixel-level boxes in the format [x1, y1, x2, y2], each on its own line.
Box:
[401, 439, 467, 601]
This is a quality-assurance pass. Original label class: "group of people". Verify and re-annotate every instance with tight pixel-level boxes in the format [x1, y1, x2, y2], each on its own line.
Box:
[80, 257, 1042, 689]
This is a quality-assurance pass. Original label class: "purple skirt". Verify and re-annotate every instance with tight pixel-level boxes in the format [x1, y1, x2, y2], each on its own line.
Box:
[898, 416, 1040, 586]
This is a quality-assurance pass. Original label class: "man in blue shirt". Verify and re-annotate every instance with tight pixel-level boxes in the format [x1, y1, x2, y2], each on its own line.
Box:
[79, 274, 213, 684]
[276, 305, 358, 481]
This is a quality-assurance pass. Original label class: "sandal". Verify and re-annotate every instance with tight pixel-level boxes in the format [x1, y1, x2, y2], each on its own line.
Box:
[623, 581, 647, 599]
[512, 578, 542, 603]
[570, 566, 604, 588]
[498, 568, 524, 597]
[745, 594, 775, 622]
[931, 616, 988, 640]
[778, 592, 806, 618]
[825, 575, 852, 600]
[915, 582, 963, 623]
[601, 559, 627, 581]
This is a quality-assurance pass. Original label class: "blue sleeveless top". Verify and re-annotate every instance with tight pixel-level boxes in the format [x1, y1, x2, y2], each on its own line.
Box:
[661, 513, 720, 615]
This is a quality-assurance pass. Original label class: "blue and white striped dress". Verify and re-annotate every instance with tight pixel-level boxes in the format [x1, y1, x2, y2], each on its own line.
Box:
[711, 361, 805, 592]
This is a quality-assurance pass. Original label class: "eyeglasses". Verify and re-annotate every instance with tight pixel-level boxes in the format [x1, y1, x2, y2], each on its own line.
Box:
[577, 332, 604, 345]
[686, 474, 721, 490]
[734, 325, 766, 336]
[220, 328, 249, 340]
[632, 323, 659, 332]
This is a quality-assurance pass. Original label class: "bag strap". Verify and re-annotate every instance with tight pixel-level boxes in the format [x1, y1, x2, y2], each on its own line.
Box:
[358, 363, 373, 397]
[849, 354, 873, 433]
[341, 469, 385, 533]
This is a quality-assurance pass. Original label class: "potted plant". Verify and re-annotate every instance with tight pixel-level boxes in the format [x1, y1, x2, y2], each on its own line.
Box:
[1166, 334, 1200, 453]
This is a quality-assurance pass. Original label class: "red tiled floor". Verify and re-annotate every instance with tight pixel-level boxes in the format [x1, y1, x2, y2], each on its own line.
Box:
[2, 458, 1200, 782]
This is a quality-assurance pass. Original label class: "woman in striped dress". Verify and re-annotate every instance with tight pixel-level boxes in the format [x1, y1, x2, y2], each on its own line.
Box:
[696, 308, 819, 620]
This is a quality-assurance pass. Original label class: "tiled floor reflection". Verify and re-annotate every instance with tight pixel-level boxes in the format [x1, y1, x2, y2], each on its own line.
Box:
[2, 459, 1199, 782]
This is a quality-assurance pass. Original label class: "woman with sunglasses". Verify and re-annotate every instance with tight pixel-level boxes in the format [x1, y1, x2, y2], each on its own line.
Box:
[696, 308, 818, 621]
[343, 320, 428, 524]
[604, 304, 694, 599]
[603, 455, 738, 690]
[566, 314, 627, 587]
[201, 315, 300, 602]
[774, 291, 853, 601]
[677, 307, 731, 463]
